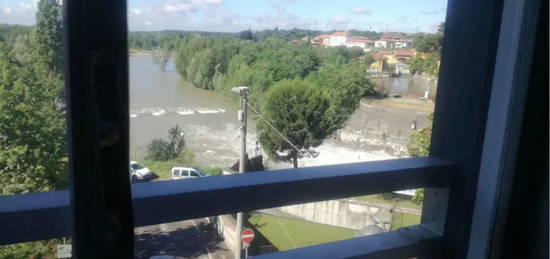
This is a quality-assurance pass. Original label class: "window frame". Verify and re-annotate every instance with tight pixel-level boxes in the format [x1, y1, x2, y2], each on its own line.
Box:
[0, 0, 543, 258]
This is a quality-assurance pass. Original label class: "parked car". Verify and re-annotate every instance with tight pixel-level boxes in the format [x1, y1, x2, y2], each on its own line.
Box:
[130, 161, 153, 180]
[171, 166, 209, 180]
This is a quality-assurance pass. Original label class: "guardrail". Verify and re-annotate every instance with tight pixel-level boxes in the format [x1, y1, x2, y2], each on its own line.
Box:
[0, 157, 454, 258]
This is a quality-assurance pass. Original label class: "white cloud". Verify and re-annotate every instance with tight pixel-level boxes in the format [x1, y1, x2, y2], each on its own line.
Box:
[1, 5, 12, 15]
[130, 8, 142, 15]
[163, 0, 222, 14]
[18, 0, 39, 11]
[250, 6, 319, 31]
[351, 7, 370, 15]
[144, 20, 153, 26]
[18, 3, 33, 10]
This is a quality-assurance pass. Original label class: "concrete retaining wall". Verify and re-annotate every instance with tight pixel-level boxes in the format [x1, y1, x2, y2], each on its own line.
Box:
[275, 198, 420, 231]
[216, 214, 238, 254]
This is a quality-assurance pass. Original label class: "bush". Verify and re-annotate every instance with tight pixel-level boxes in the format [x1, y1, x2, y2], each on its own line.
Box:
[177, 147, 195, 164]
[197, 166, 223, 176]
[145, 125, 186, 161]
[145, 139, 170, 161]
[412, 189, 424, 205]
[0, 240, 61, 259]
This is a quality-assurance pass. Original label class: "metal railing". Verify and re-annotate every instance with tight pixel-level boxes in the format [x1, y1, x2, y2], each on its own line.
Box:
[0, 157, 453, 258]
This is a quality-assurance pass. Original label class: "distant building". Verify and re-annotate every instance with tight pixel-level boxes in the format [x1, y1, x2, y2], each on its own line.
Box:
[372, 49, 416, 64]
[310, 34, 331, 46]
[376, 33, 412, 49]
[346, 36, 375, 51]
[328, 31, 349, 47]
[393, 49, 416, 60]
[394, 41, 409, 49]
[374, 40, 388, 48]
[306, 31, 411, 51]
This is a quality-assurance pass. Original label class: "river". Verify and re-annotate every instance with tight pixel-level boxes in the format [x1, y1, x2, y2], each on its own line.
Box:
[375, 74, 437, 100]
[129, 55, 430, 169]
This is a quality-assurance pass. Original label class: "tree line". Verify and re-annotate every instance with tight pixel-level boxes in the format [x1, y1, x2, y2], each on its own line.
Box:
[128, 28, 384, 50]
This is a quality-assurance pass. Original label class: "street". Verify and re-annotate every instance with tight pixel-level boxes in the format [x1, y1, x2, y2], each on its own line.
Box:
[135, 218, 233, 259]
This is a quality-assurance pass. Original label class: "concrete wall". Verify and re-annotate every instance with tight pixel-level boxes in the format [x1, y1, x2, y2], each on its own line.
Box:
[216, 214, 238, 254]
[274, 199, 420, 231]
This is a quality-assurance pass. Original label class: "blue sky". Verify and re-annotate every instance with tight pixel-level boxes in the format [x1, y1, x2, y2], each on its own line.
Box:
[0, 0, 447, 33]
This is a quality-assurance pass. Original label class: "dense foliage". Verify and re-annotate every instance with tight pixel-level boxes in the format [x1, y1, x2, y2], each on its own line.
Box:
[0, 1, 67, 257]
[407, 115, 433, 204]
[0, 0, 66, 196]
[409, 24, 444, 77]
[145, 125, 187, 161]
[257, 79, 333, 167]
[172, 34, 375, 166]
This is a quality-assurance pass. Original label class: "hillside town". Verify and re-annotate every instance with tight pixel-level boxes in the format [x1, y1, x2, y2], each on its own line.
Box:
[300, 32, 417, 74]
[305, 31, 412, 50]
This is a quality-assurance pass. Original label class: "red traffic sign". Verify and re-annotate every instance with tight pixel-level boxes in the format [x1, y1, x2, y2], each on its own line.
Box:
[241, 228, 255, 244]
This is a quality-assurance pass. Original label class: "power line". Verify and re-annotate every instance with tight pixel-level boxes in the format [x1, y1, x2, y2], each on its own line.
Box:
[246, 102, 306, 157]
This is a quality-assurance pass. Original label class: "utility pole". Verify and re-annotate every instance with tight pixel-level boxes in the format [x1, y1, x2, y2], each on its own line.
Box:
[232, 86, 249, 259]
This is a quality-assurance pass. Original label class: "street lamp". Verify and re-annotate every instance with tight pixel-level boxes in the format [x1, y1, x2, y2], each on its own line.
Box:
[231, 86, 249, 96]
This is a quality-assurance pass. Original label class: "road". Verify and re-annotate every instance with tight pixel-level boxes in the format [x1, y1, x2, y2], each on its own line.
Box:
[135, 218, 233, 259]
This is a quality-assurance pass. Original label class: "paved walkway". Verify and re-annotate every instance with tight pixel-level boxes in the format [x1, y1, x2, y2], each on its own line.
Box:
[135, 218, 233, 259]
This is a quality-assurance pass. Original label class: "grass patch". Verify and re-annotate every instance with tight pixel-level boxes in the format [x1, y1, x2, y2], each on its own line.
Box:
[391, 212, 421, 230]
[135, 160, 223, 180]
[138, 160, 174, 180]
[248, 215, 355, 251]
[355, 194, 421, 210]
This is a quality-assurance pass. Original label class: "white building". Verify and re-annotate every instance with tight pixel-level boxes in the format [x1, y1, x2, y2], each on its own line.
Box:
[394, 41, 409, 49]
[374, 40, 387, 48]
[327, 32, 349, 47]
[346, 37, 375, 52]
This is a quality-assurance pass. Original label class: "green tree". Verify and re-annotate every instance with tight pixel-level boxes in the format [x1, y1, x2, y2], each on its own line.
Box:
[412, 33, 442, 53]
[145, 125, 186, 161]
[307, 61, 374, 125]
[409, 52, 440, 77]
[0, 46, 67, 195]
[145, 139, 171, 161]
[187, 48, 216, 89]
[175, 35, 212, 78]
[0, 2, 68, 256]
[35, 0, 63, 74]
[407, 116, 433, 204]
[152, 34, 180, 71]
[240, 29, 254, 41]
[407, 125, 431, 157]
[257, 79, 335, 168]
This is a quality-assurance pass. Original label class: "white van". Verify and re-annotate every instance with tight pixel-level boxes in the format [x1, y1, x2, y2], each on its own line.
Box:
[171, 167, 208, 180]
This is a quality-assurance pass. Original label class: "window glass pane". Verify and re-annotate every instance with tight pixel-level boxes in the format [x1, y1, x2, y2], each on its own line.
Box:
[128, 0, 446, 257]
[0, 0, 70, 256]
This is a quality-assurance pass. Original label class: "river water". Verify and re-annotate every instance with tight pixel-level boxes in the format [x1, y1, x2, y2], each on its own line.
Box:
[130, 55, 411, 169]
